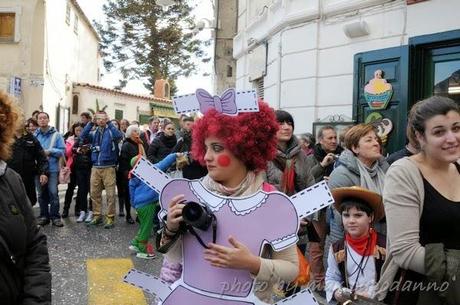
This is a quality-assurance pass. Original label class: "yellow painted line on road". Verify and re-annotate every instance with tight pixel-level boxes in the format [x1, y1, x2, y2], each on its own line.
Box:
[87, 258, 147, 305]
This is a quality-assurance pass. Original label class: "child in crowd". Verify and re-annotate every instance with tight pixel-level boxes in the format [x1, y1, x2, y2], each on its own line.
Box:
[128, 153, 182, 259]
[325, 186, 386, 304]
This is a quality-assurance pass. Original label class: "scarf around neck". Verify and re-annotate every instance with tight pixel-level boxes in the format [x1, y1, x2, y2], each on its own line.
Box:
[345, 228, 377, 256]
[356, 159, 386, 195]
[160, 133, 177, 149]
[272, 138, 301, 196]
[133, 136, 146, 156]
[201, 171, 264, 197]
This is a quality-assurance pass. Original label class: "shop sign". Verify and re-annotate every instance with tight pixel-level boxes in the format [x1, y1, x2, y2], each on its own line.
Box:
[364, 69, 393, 110]
[365, 112, 393, 145]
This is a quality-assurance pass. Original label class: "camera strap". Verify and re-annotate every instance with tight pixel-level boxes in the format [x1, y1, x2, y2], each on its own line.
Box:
[156, 228, 182, 254]
[188, 214, 217, 249]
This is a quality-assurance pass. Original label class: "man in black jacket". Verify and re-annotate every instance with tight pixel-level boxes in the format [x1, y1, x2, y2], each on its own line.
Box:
[306, 125, 344, 182]
[8, 124, 49, 205]
[305, 125, 344, 294]
[172, 116, 208, 179]
[0, 91, 51, 304]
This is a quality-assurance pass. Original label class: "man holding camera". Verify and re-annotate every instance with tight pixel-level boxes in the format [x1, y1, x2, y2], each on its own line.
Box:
[305, 125, 344, 294]
[80, 111, 123, 229]
[306, 126, 343, 182]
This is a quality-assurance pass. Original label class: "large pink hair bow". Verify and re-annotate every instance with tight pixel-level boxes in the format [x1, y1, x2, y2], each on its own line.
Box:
[196, 88, 237, 115]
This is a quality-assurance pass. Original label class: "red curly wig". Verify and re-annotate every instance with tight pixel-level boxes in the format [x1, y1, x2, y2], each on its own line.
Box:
[192, 101, 279, 172]
[0, 91, 22, 161]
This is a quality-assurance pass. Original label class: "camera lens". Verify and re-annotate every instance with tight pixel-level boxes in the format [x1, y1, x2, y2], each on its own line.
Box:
[182, 201, 214, 231]
[183, 202, 203, 222]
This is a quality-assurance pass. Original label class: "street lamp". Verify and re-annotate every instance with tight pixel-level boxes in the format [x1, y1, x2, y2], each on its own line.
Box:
[156, 0, 175, 8]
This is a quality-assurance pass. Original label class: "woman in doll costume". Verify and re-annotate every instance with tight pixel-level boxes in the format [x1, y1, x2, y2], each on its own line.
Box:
[325, 186, 386, 304]
[158, 101, 300, 305]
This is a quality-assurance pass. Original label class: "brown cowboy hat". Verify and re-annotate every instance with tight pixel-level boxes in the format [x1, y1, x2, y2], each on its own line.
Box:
[332, 186, 384, 222]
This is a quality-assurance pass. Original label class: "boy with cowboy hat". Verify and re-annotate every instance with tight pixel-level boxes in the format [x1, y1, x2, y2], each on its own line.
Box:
[325, 186, 386, 304]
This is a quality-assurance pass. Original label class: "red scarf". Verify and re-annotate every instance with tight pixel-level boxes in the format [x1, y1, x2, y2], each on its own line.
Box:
[345, 229, 377, 256]
[281, 159, 296, 195]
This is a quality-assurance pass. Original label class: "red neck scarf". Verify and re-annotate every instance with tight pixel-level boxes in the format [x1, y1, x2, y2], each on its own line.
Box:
[281, 159, 296, 196]
[345, 229, 377, 256]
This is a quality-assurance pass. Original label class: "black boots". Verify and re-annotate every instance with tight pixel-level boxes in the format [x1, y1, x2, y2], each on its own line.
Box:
[118, 198, 125, 217]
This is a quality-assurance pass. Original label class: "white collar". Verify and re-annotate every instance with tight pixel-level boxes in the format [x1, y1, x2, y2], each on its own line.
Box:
[189, 181, 269, 215]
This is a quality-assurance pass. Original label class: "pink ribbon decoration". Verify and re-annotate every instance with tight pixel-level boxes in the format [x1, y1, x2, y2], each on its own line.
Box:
[196, 88, 238, 115]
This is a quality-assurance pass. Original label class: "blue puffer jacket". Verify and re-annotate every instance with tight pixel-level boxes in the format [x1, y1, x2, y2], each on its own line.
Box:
[34, 127, 65, 173]
[129, 153, 177, 209]
[80, 122, 123, 167]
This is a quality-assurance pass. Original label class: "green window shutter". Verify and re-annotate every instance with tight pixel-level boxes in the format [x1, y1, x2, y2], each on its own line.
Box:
[115, 109, 123, 120]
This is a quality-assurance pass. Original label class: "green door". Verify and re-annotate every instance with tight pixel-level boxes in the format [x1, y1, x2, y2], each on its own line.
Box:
[353, 46, 409, 154]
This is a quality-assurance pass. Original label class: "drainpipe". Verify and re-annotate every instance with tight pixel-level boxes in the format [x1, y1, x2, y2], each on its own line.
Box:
[277, 37, 282, 110]
[313, 19, 321, 124]
[313, 0, 325, 125]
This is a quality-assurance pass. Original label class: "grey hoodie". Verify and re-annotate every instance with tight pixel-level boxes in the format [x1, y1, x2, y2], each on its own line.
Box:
[328, 149, 389, 190]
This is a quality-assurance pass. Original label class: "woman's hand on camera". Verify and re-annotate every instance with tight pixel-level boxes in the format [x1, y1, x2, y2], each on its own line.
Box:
[204, 235, 261, 275]
[166, 195, 186, 232]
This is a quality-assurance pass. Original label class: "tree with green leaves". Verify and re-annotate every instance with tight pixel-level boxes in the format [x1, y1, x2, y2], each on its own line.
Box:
[95, 0, 209, 95]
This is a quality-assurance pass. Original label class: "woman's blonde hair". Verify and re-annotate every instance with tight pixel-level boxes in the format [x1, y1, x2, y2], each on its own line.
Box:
[0, 91, 22, 160]
[344, 123, 379, 151]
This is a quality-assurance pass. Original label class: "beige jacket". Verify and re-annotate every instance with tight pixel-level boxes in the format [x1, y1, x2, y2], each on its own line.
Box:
[166, 237, 298, 304]
[375, 157, 426, 300]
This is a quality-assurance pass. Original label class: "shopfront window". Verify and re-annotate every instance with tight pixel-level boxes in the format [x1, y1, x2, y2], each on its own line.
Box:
[433, 60, 460, 103]
[421, 43, 460, 104]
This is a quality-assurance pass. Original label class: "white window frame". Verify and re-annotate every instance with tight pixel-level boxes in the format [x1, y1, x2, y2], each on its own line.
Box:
[0, 6, 22, 43]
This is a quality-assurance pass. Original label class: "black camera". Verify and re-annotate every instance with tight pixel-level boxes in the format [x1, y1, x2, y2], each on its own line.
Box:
[182, 201, 215, 231]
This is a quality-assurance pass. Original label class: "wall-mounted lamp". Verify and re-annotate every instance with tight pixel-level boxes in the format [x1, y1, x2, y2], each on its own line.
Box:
[343, 21, 370, 38]
[191, 18, 216, 34]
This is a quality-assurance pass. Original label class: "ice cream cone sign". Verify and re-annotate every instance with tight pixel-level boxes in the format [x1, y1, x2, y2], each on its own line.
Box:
[364, 69, 393, 110]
